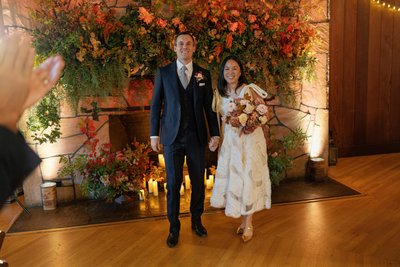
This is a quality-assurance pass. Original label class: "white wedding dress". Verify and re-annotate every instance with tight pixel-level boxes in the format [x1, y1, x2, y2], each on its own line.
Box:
[210, 85, 271, 218]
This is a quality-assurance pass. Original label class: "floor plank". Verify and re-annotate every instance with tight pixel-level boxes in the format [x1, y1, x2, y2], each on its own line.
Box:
[1, 153, 400, 266]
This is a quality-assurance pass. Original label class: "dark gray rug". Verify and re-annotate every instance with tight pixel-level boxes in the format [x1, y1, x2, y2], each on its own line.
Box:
[7, 177, 360, 233]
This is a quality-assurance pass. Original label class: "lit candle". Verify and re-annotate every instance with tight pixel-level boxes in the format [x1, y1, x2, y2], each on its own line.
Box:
[163, 182, 167, 192]
[204, 168, 207, 185]
[180, 184, 184, 195]
[206, 179, 212, 189]
[185, 175, 191, 190]
[142, 179, 147, 190]
[139, 189, 145, 201]
[148, 179, 153, 193]
[158, 154, 165, 168]
[153, 180, 158, 196]
[209, 175, 214, 188]
[184, 156, 187, 167]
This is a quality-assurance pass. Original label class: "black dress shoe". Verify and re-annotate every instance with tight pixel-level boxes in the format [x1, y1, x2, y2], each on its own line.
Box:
[191, 223, 207, 237]
[166, 232, 179, 248]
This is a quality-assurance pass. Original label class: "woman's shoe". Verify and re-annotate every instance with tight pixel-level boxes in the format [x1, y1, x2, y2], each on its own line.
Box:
[236, 223, 246, 235]
[242, 226, 253, 243]
[236, 226, 244, 235]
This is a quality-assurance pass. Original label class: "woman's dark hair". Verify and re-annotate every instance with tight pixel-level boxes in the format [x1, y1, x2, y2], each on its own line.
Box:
[217, 55, 248, 97]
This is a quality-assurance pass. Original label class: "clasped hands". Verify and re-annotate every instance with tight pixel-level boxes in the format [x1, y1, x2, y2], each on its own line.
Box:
[0, 34, 65, 132]
[150, 136, 220, 152]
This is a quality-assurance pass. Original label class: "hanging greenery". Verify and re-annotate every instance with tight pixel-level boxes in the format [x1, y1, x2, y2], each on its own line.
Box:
[29, 0, 317, 182]
[30, 0, 316, 104]
[26, 90, 62, 144]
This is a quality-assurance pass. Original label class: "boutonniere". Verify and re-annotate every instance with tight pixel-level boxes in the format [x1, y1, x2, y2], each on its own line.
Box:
[194, 71, 206, 83]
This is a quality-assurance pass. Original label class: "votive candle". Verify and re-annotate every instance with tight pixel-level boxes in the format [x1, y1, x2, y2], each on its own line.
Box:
[206, 179, 212, 189]
[148, 179, 153, 193]
[153, 180, 158, 196]
[209, 175, 214, 188]
[158, 154, 165, 168]
[139, 189, 145, 201]
[185, 175, 191, 190]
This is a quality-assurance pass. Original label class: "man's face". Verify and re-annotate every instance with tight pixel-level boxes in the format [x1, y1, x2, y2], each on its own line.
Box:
[174, 34, 196, 63]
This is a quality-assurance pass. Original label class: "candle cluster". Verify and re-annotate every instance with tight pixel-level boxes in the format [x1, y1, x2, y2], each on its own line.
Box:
[144, 155, 215, 201]
[147, 179, 159, 196]
[204, 169, 215, 189]
[371, 0, 400, 12]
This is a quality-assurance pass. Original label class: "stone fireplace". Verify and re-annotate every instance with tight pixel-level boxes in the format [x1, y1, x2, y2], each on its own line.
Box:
[1, 0, 330, 207]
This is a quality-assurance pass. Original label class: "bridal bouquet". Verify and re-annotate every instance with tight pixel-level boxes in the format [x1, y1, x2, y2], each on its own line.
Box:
[225, 92, 269, 135]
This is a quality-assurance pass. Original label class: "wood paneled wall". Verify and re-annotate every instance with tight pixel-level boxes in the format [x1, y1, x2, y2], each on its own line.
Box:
[330, 0, 400, 156]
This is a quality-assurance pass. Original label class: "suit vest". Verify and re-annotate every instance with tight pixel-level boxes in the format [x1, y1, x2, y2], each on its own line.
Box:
[176, 73, 197, 140]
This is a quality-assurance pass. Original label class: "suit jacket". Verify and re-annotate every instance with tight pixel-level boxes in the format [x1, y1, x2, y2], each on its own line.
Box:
[0, 126, 41, 202]
[150, 61, 219, 146]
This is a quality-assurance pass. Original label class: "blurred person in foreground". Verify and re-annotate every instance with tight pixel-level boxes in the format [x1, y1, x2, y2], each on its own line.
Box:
[0, 33, 64, 204]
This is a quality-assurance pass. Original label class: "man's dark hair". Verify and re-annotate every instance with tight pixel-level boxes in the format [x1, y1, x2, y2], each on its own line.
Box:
[174, 31, 196, 45]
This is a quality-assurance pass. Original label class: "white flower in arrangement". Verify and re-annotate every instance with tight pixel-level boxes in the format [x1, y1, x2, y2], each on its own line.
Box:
[256, 104, 268, 115]
[227, 102, 237, 113]
[238, 113, 248, 126]
[259, 115, 268, 124]
[244, 103, 255, 114]
[240, 99, 250, 106]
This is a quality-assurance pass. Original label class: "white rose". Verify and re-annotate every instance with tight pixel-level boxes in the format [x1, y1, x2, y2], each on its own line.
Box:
[238, 113, 248, 126]
[259, 115, 268, 124]
[244, 103, 255, 114]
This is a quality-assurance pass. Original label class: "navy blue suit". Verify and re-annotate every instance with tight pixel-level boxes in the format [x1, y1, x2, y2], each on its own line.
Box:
[150, 61, 219, 234]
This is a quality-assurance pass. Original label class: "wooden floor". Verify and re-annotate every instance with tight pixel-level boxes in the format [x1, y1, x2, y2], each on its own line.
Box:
[1, 153, 399, 266]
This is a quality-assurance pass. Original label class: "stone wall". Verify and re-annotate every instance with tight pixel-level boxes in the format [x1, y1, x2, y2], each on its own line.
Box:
[1, 0, 330, 206]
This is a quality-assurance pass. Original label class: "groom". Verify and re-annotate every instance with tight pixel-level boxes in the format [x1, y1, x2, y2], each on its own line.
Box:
[150, 32, 220, 248]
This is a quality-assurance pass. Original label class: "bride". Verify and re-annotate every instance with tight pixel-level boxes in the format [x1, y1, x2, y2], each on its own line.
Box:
[210, 55, 271, 243]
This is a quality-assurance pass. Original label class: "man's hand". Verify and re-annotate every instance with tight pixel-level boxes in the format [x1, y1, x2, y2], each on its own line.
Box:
[151, 137, 162, 152]
[209, 136, 220, 152]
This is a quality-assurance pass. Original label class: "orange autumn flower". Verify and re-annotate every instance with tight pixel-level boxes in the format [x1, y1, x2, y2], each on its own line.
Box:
[226, 32, 233, 48]
[248, 14, 257, 23]
[179, 23, 187, 32]
[138, 7, 154, 24]
[229, 22, 238, 32]
[237, 21, 246, 34]
[282, 43, 293, 57]
[231, 10, 240, 17]
[92, 4, 100, 14]
[156, 18, 168, 29]
[172, 17, 181, 26]
[214, 44, 223, 60]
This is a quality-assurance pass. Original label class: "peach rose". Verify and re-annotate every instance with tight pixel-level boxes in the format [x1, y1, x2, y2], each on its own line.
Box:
[238, 113, 248, 126]
[256, 104, 268, 115]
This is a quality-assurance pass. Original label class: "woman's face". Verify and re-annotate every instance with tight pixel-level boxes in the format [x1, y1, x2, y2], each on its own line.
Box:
[223, 59, 241, 85]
